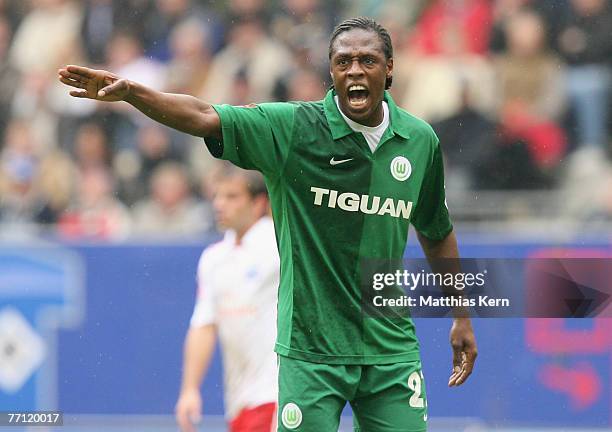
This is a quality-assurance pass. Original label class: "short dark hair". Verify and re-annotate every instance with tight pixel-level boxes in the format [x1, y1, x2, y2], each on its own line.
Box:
[216, 162, 267, 199]
[329, 17, 393, 89]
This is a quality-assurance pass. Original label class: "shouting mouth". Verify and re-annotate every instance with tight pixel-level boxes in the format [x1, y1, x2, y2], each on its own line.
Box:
[347, 84, 369, 108]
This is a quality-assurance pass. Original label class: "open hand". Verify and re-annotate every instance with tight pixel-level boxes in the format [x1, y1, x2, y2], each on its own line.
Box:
[58, 65, 130, 102]
[448, 318, 477, 386]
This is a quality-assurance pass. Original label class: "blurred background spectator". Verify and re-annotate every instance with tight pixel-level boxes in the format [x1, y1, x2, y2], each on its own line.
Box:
[132, 161, 213, 238]
[480, 7, 567, 189]
[554, 0, 612, 156]
[57, 166, 131, 240]
[1, 0, 611, 239]
[0, 119, 74, 237]
[397, 0, 497, 123]
[201, 14, 291, 104]
[0, 16, 17, 141]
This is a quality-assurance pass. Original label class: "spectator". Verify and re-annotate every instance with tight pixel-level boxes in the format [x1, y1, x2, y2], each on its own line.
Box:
[0, 120, 74, 233]
[132, 162, 213, 237]
[495, 9, 565, 121]
[398, 0, 496, 122]
[201, 15, 292, 104]
[80, 0, 123, 65]
[409, 0, 493, 57]
[280, 67, 326, 102]
[73, 121, 112, 171]
[555, 0, 612, 153]
[0, 0, 27, 32]
[164, 17, 212, 96]
[227, 0, 267, 18]
[493, 8, 567, 172]
[0, 147, 40, 235]
[57, 166, 131, 239]
[35, 149, 77, 225]
[0, 120, 41, 233]
[399, 33, 496, 122]
[271, 0, 332, 74]
[11, 69, 61, 152]
[106, 29, 166, 97]
[142, 0, 222, 61]
[488, 0, 566, 54]
[9, 0, 82, 74]
[432, 84, 499, 191]
[0, 16, 18, 142]
[115, 123, 183, 204]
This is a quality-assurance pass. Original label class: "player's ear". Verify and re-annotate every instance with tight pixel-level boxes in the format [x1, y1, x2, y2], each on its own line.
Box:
[386, 57, 394, 78]
[255, 194, 269, 217]
[385, 57, 394, 90]
[329, 69, 336, 90]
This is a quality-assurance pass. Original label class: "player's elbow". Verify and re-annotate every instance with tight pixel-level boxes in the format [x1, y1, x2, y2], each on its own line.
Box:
[192, 106, 221, 139]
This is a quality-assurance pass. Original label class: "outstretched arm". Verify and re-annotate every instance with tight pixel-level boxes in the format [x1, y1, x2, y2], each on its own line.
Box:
[58, 65, 221, 138]
[417, 230, 478, 387]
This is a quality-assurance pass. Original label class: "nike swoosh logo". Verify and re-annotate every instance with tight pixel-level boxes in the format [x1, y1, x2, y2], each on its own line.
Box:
[329, 157, 354, 166]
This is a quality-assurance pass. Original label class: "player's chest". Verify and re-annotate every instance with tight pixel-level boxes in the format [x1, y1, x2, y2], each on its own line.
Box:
[284, 134, 429, 203]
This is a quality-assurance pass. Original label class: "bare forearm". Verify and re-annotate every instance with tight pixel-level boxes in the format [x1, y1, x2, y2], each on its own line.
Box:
[418, 230, 470, 319]
[418, 231, 461, 279]
[125, 81, 221, 138]
[417, 230, 459, 259]
[419, 233, 477, 385]
[180, 325, 216, 393]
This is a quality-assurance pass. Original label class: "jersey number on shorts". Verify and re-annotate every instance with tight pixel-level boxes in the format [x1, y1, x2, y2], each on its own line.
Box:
[408, 371, 425, 408]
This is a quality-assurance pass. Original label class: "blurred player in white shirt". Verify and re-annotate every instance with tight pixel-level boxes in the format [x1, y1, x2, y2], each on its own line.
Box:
[176, 164, 279, 432]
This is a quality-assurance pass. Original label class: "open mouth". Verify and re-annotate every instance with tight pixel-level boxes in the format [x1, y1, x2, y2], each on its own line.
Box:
[347, 84, 369, 108]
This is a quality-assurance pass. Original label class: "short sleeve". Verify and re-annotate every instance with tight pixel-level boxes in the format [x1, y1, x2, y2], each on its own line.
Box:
[205, 102, 296, 177]
[189, 251, 216, 328]
[411, 138, 453, 241]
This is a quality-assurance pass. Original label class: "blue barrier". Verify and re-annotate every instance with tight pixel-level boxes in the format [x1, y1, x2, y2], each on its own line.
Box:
[0, 238, 610, 427]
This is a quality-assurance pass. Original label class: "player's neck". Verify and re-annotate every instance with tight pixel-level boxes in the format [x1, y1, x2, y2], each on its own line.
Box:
[360, 104, 384, 127]
[234, 218, 260, 245]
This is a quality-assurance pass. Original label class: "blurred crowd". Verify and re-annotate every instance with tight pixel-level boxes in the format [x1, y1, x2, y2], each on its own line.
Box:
[0, 0, 611, 240]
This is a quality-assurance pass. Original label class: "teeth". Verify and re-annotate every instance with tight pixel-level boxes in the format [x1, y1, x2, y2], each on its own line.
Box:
[349, 85, 367, 92]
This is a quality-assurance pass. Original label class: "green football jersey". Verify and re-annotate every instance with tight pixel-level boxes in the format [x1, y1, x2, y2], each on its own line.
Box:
[207, 90, 452, 365]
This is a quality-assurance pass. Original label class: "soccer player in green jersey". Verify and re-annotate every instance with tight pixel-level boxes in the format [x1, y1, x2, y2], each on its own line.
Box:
[59, 17, 477, 431]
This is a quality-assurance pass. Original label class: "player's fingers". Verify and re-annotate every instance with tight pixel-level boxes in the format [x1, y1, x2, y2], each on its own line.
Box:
[176, 409, 196, 432]
[453, 351, 477, 386]
[448, 368, 462, 386]
[453, 366, 472, 386]
[448, 370, 461, 386]
[448, 340, 463, 386]
[58, 69, 88, 83]
[66, 64, 96, 78]
[59, 76, 85, 89]
[178, 420, 195, 432]
[69, 90, 90, 98]
[448, 346, 464, 386]
[189, 412, 202, 430]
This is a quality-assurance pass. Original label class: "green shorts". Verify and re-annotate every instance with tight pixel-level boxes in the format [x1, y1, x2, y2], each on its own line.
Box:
[277, 356, 428, 432]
